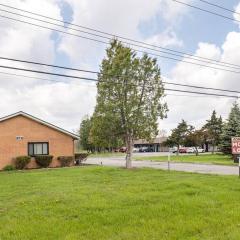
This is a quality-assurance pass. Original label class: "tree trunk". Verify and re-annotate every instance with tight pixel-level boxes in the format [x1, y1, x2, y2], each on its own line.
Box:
[211, 141, 215, 154]
[195, 147, 199, 156]
[176, 144, 180, 156]
[233, 154, 239, 163]
[125, 136, 133, 169]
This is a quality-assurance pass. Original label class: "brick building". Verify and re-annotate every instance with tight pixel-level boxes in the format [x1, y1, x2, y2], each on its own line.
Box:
[0, 111, 79, 170]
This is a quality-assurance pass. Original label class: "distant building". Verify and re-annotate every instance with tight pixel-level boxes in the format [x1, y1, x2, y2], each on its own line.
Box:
[134, 137, 169, 152]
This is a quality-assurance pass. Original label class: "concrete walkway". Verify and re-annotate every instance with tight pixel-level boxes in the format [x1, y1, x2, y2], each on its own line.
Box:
[87, 157, 239, 176]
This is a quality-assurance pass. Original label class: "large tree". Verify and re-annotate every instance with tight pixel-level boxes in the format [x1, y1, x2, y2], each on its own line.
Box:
[165, 120, 193, 155]
[203, 110, 223, 154]
[220, 102, 240, 155]
[91, 40, 167, 168]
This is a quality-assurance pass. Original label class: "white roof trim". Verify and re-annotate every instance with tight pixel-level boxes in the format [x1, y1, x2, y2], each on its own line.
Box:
[0, 111, 79, 139]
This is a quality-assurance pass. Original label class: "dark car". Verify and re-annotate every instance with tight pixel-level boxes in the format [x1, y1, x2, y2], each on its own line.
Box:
[139, 147, 154, 152]
[179, 147, 187, 153]
[119, 147, 127, 153]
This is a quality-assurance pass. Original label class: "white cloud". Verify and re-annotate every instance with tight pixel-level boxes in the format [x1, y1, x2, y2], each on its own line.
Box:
[160, 31, 240, 134]
[0, 0, 191, 132]
[0, 81, 97, 131]
[0, 0, 97, 131]
[233, 2, 240, 23]
[146, 29, 183, 48]
[58, 0, 191, 65]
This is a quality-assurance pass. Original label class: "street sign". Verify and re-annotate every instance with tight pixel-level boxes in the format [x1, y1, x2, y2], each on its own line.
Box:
[231, 137, 240, 154]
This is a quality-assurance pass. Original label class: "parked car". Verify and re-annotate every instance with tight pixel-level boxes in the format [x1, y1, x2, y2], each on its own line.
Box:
[139, 147, 154, 152]
[133, 147, 139, 153]
[179, 147, 187, 153]
[119, 147, 127, 153]
[139, 147, 148, 152]
[186, 147, 195, 153]
[186, 147, 205, 153]
[196, 147, 205, 153]
[169, 147, 178, 153]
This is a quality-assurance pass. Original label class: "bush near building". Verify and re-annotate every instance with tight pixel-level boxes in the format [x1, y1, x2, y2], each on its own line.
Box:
[15, 156, 31, 170]
[57, 156, 74, 167]
[35, 155, 53, 168]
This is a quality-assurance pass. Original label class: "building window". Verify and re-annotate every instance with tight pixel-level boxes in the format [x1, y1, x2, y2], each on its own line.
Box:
[28, 142, 49, 156]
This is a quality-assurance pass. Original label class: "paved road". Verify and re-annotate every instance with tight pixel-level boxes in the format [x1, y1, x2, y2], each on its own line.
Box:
[87, 156, 239, 176]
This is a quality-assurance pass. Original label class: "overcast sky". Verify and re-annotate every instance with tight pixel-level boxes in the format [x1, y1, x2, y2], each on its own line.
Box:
[0, 0, 240, 134]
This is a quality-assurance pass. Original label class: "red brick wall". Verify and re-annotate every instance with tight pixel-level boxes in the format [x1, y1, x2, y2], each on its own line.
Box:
[0, 115, 75, 169]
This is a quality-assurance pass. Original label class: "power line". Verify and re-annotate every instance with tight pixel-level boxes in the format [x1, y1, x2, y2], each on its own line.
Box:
[1, 14, 240, 75]
[0, 71, 100, 91]
[1, 55, 240, 94]
[0, 64, 99, 82]
[172, 0, 240, 24]
[0, 64, 238, 99]
[0, 70, 233, 99]
[166, 93, 232, 99]
[0, 7, 239, 71]
[197, 0, 240, 16]
[1, 4, 240, 71]
[163, 81, 240, 94]
[3, 2, 240, 70]
[164, 88, 238, 98]
[0, 56, 99, 75]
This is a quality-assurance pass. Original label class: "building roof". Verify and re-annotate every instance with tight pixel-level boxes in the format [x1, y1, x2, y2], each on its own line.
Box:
[0, 111, 79, 139]
[134, 137, 167, 145]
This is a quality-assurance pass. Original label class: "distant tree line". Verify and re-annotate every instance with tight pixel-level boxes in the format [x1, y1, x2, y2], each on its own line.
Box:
[165, 102, 240, 157]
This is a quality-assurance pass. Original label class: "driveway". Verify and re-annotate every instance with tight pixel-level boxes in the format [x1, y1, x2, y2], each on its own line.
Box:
[87, 156, 239, 176]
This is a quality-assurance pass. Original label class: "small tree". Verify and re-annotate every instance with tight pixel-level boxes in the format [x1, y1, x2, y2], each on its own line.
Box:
[90, 113, 123, 151]
[165, 120, 193, 155]
[79, 116, 94, 152]
[220, 103, 240, 155]
[203, 110, 223, 154]
[185, 130, 205, 156]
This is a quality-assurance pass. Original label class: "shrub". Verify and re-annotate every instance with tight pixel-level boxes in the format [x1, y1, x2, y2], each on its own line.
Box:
[75, 153, 89, 165]
[57, 156, 73, 167]
[35, 155, 53, 168]
[3, 165, 16, 171]
[15, 156, 31, 170]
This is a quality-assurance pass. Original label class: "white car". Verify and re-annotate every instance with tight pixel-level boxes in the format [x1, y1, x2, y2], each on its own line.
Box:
[196, 147, 205, 153]
[187, 147, 205, 153]
[133, 148, 139, 153]
[169, 147, 178, 153]
[186, 147, 195, 153]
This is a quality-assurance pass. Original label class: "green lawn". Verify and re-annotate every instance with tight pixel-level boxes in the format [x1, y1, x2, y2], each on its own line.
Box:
[134, 153, 237, 166]
[1, 167, 240, 239]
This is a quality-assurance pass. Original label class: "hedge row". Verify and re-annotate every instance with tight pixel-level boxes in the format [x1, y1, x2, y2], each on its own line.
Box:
[3, 154, 89, 171]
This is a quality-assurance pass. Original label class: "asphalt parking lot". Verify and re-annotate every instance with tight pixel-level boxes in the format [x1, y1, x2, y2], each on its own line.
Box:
[87, 153, 239, 176]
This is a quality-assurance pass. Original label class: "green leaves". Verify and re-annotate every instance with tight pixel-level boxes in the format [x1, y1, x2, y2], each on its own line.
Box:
[91, 39, 167, 161]
[203, 110, 223, 153]
[166, 120, 193, 148]
[220, 102, 240, 154]
[79, 116, 94, 151]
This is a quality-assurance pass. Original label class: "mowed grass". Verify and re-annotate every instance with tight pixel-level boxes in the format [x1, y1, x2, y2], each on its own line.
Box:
[1, 167, 240, 239]
[135, 153, 236, 166]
